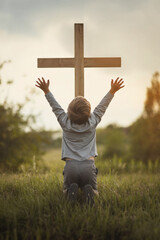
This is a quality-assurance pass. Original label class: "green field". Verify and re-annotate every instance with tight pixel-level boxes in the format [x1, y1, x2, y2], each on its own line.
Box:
[0, 149, 160, 240]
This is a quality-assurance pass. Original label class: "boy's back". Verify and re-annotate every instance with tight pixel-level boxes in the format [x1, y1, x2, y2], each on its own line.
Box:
[45, 91, 114, 161]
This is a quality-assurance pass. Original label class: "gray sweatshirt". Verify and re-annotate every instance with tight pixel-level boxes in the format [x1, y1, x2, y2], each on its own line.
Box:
[45, 91, 114, 161]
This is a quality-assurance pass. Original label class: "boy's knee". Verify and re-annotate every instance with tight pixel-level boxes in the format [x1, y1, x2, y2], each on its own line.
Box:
[63, 188, 68, 195]
[93, 189, 99, 196]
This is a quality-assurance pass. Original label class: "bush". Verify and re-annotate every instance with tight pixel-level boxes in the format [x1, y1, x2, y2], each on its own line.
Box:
[0, 103, 47, 171]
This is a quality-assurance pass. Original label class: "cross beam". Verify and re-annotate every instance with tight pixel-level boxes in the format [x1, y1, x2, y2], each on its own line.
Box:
[37, 23, 121, 97]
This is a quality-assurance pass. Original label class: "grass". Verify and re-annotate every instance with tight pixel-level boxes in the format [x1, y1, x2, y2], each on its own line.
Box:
[0, 149, 160, 240]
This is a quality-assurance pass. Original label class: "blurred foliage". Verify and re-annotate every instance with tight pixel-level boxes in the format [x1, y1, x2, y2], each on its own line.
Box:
[0, 61, 54, 171]
[0, 99, 54, 171]
[96, 124, 130, 160]
[130, 72, 160, 163]
[144, 72, 160, 117]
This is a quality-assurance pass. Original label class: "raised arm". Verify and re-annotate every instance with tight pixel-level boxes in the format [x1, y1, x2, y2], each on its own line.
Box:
[35, 77, 66, 126]
[93, 77, 124, 125]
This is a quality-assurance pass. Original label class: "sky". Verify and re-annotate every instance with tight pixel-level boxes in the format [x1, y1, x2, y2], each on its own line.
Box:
[0, 0, 160, 130]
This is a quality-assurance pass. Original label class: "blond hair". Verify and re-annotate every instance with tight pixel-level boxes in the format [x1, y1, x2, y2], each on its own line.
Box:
[67, 96, 91, 124]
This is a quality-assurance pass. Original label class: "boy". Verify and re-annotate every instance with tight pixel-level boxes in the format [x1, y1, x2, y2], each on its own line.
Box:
[35, 77, 124, 205]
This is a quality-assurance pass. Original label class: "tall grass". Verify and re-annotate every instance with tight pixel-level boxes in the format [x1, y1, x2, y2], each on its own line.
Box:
[38, 149, 160, 175]
[96, 155, 160, 175]
[0, 149, 160, 240]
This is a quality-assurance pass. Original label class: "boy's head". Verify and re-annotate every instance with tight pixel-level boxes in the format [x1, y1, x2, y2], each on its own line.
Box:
[67, 96, 91, 124]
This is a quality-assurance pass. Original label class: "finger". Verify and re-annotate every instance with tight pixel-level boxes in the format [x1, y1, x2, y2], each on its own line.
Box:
[35, 84, 41, 88]
[36, 80, 41, 84]
[118, 78, 123, 83]
[115, 77, 119, 83]
[117, 80, 124, 86]
[42, 77, 46, 83]
[119, 81, 124, 86]
[119, 85, 125, 89]
[38, 78, 43, 83]
[36, 81, 41, 86]
[47, 79, 50, 86]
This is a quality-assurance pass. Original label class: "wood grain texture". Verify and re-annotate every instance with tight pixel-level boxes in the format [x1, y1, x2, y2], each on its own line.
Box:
[37, 58, 75, 68]
[75, 24, 84, 96]
[84, 57, 121, 67]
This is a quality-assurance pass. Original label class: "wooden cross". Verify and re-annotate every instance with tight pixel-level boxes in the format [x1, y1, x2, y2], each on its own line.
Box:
[37, 23, 121, 97]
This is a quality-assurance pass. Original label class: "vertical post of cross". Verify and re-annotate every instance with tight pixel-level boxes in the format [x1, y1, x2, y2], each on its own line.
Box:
[75, 23, 84, 97]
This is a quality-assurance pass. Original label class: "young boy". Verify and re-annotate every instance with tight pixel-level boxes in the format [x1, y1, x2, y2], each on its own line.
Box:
[35, 77, 124, 205]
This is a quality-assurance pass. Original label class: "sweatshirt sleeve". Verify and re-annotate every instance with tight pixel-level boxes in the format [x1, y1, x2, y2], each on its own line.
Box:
[45, 91, 66, 127]
[93, 91, 114, 126]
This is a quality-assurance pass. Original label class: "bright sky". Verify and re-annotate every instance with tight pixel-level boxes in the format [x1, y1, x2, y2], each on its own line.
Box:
[0, 0, 160, 130]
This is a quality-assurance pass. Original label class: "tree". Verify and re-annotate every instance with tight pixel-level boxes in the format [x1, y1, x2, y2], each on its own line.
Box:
[0, 61, 51, 171]
[99, 124, 129, 159]
[0, 95, 49, 171]
[144, 72, 160, 117]
[130, 72, 160, 162]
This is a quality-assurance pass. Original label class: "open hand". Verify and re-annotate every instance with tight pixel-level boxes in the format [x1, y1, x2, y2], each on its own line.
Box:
[110, 77, 125, 94]
[35, 77, 50, 94]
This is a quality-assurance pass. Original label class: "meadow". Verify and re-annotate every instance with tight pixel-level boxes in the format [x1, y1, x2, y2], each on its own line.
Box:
[0, 149, 160, 240]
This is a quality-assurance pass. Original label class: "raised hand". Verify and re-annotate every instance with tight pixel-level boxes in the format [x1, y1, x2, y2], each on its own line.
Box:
[110, 77, 125, 95]
[35, 77, 50, 94]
